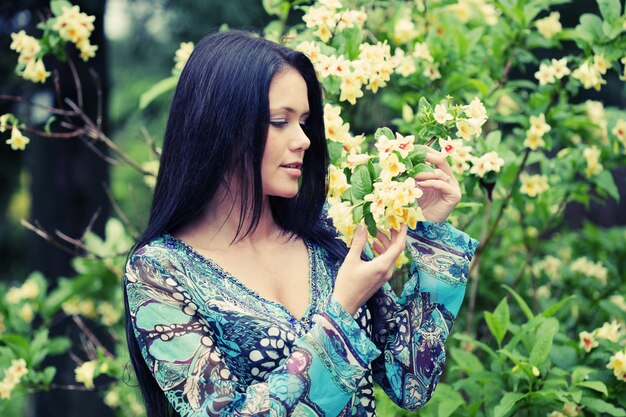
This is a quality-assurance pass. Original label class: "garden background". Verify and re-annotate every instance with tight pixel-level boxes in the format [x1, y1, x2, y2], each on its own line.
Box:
[1, 0, 625, 416]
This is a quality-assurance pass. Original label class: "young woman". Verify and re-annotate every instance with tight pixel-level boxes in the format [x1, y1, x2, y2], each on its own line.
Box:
[123, 30, 477, 417]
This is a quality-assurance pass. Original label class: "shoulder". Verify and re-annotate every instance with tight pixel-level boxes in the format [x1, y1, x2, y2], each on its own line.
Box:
[124, 234, 184, 286]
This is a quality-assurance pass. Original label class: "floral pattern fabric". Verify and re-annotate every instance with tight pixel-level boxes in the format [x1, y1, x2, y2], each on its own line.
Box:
[124, 221, 478, 416]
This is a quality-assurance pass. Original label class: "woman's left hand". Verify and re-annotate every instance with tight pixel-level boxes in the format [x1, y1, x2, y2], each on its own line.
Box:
[414, 150, 462, 223]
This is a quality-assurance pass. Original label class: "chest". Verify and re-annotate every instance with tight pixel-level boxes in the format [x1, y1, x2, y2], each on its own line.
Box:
[197, 239, 312, 319]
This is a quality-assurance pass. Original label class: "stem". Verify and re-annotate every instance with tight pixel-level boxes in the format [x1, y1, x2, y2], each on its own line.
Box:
[67, 57, 83, 110]
[0, 95, 77, 116]
[21, 125, 86, 139]
[465, 192, 492, 334]
[64, 98, 154, 176]
[71, 315, 114, 359]
[471, 148, 531, 264]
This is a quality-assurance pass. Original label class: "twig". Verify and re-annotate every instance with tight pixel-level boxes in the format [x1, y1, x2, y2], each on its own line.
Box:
[140, 126, 161, 157]
[465, 193, 492, 334]
[64, 99, 154, 175]
[21, 125, 86, 139]
[20, 219, 82, 257]
[103, 183, 139, 239]
[89, 68, 103, 131]
[80, 207, 101, 241]
[71, 315, 114, 359]
[67, 57, 83, 109]
[0, 94, 77, 116]
[470, 148, 531, 270]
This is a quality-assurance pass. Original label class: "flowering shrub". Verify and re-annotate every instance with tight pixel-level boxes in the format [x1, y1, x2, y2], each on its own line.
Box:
[2, 0, 626, 416]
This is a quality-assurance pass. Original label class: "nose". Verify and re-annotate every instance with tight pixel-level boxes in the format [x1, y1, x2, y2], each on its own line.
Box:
[292, 124, 311, 151]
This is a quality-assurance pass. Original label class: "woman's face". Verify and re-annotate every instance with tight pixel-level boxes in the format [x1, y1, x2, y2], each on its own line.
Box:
[262, 67, 311, 199]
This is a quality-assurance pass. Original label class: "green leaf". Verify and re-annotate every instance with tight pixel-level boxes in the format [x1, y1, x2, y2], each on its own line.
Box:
[50, 0, 72, 16]
[409, 163, 434, 177]
[494, 392, 527, 417]
[262, 0, 283, 16]
[484, 298, 510, 346]
[594, 170, 620, 201]
[598, 0, 622, 23]
[139, 76, 179, 110]
[352, 204, 364, 224]
[418, 97, 431, 112]
[581, 398, 626, 416]
[501, 285, 534, 320]
[44, 116, 56, 134]
[374, 127, 394, 142]
[449, 348, 484, 375]
[328, 142, 343, 164]
[576, 14, 605, 44]
[363, 209, 377, 238]
[541, 295, 575, 317]
[351, 164, 372, 200]
[529, 318, 558, 367]
[338, 27, 363, 61]
[47, 337, 71, 356]
[575, 380, 608, 397]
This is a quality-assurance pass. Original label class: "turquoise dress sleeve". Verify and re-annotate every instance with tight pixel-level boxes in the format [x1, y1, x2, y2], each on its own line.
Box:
[124, 248, 382, 417]
[366, 221, 478, 409]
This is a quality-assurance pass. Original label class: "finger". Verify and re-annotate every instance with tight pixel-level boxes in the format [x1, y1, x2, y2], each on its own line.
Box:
[414, 168, 452, 183]
[347, 225, 368, 261]
[375, 231, 391, 248]
[416, 179, 461, 200]
[377, 224, 407, 264]
[426, 150, 455, 178]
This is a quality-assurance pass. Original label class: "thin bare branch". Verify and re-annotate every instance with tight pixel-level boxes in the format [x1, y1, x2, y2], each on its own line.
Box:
[20, 219, 82, 257]
[103, 183, 139, 239]
[80, 207, 101, 241]
[0, 94, 77, 116]
[22, 125, 86, 139]
[71, 315, 114, 359]
[89, 68, 103, 131]
[67, 57, 84, 109]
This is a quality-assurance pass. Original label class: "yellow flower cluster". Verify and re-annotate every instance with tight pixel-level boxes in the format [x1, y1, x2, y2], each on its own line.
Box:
[569, 255, 608, 284]
[53, 5, 97, 62]
[439, 137, 473, 175]
[610, 294, 626, 312]
[9, 31, 49, 83]
[469, 151, 504, 178]
[446, 0, 500, 26]
[393, 18, 419, 44]
[582, 145, 603, 177]
[519, 173, 550, 197]
[323, 103, 364, 155]
[142, 160, 160, 189]
[328, 165, 350, 199]
[327, 199, 359, 244]
[173, 42, 194, 74]
[535, 11, 562, 39]
[5, 278, 39, 304]
[534, 58, 570, 86]
[97, 302, 122, 326]
[607, 349, 626, 382]
[302, 2, 367, 43]
[364, 178, 424, 231]
[0, 359, 28, 400]
[572, 56, 610, 91]
[523, 113, 551, 150]
[532, 255, 563, 281]
[75, 360, 97, 389]
[4, 125, 30, 151]
[62, 297, 98, 318]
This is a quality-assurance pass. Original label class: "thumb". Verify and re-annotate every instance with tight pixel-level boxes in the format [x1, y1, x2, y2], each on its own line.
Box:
[347, 225, 368, 261]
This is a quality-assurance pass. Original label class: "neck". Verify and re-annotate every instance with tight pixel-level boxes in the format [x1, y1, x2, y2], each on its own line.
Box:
[176, 181, 285, 250]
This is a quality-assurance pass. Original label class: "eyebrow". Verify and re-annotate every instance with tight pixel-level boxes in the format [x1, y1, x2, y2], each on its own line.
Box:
[269, 106, 310, 116]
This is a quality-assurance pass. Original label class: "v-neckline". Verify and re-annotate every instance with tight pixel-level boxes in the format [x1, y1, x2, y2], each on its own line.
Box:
[163, 233, 317, 326]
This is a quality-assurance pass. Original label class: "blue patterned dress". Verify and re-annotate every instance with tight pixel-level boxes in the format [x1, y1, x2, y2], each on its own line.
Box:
[124, 221, 478, 416]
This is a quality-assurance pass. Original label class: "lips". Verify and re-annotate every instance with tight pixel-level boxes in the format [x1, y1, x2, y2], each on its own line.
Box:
[281, 162, 302, 169]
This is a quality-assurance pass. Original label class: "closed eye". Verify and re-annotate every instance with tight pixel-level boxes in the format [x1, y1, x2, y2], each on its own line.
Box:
[269, 120, 288, 128]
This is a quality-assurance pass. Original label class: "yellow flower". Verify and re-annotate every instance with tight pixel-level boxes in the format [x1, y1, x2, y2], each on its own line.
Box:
[379, 152, 406, 180]
[562, 402, 582, 417]
[0, 380, 15, 400]
[621, 57, 626, 81]
[296, 41, 321, 64]
[423, 63, 441, 80]
[609, 294, 626, 312]
[327, 199, 358, 245]
[572, 61, 605, 91]
[22, 58, 50, 83]
[535, 62, 556, 85]
[174, 42, 194, 73]
[595, 320, 623, 343]
[469, 151, 504, 178]
[5, 126, 30, 151]
[593, 54, 611, 75]
[142, 160, 159, 189]
[412, 42, 433, 62]
[0, 113, 12, 133]
[104, 387, 121, 408]
[339, 74, 364, 105]
[612, 119, 626, 147]
[548, 411, 567, 417]
[579, 331, 598, 352]
[393, 18, 417, 44]
[10, 30, 41, 64]
[465, 98, 488, 127]
[343, 152, 370, 170]
[97, 302, 122, 326]
[583, 146, 603, 177]
[434, 104, 453, 124]
[456, 119, 478, 140]
[19, 304, 34, 323]
[7, 359, 28, 382]
[519, 173, 550, 197]
[77, 39, 98, 62]
[53, 5, 95, 44]
[20, 279, 39, 299]
[535, 12, 562, 39]
[551, 58, 570, 79]
[75, 360, 98, 389]
[328, 165, 350, 198]
[529, 113, 551, 136]
[607, 350, 626, 381]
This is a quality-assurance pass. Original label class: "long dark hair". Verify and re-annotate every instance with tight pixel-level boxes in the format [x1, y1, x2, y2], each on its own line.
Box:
[124, 30, 348, 417]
